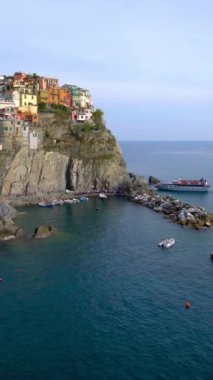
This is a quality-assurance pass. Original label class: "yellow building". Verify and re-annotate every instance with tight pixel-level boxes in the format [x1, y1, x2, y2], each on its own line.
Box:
[20, 92, 37, 108]
[19, 105, 38, 116]
[38, 90, 49, 104]
[19, 92, 38, 116]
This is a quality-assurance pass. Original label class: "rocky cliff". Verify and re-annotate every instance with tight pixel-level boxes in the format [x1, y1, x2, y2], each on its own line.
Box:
[1, 121, 128, 196]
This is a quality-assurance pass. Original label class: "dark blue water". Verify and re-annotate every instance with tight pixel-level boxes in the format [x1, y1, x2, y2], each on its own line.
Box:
[121, 141, 213, 212]
[0, 142, 213, 380]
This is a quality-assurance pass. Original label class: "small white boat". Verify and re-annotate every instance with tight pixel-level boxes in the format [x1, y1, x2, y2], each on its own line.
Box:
[73, 198, 80, 203]
[158, 238, 175, 248]
[38, 201, 46, 207]
[38, 201, 54, 208]
[99, 193, 107, 199]
[80, 196, 89, 202]
[1, 235, 16, 241]
[64, 199, 74, 204]
[51, 199, 60, 206]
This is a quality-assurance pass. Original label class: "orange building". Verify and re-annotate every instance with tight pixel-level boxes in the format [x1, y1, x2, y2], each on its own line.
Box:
[48, 87, 72, 107]
[18, 110, 38, 123]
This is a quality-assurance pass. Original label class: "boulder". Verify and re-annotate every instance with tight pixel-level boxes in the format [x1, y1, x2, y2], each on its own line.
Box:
[148, 176, 160, 185]
[0, 216, 25, 240]
[131, 187, 213, 230]
[0, 203, 17, 219]
[33, 225, 56, 239]
[185, 212, 196, 222]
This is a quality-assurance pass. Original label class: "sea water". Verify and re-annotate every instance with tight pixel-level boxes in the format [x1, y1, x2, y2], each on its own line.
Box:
[0, 141, 212, 380]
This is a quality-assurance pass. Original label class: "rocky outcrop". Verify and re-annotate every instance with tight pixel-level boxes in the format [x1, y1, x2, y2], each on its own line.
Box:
[0, 202, 17, 219]
[131, 190, 213, 229]
[33, 225, 56, 239]
[148, 175, 160, 185]
[0, 217, 25, 240]
[68, 158, 127, 192]
[0, 124, 128, 196]
[0, 203, 25, 240]
[1, 148, 69, 196]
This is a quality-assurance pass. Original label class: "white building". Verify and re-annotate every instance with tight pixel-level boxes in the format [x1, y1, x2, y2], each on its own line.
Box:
[79, 90, 93, 108]
[22, 123, 29, 138]
[0, 98, 16, 110]
[29, 130, 38, 149]
[76, 109, 93, 122]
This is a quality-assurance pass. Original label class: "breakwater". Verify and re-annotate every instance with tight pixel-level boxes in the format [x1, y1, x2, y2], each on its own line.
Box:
[131, 190, 213, 229]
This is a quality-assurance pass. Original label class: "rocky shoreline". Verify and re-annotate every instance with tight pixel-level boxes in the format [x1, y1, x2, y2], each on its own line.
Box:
[130, 190, 213, 229]
[0, 191, 117, 241]
[0, 174, 212, 241]
[0, 203, 25, 241]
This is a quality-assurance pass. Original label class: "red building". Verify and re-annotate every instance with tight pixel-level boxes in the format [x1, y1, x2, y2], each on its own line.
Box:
[14, 72, 26, 81]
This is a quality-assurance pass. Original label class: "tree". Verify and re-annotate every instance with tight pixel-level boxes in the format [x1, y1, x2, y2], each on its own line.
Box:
[92, 109, 104, 126]
[38, 102, 47, 112]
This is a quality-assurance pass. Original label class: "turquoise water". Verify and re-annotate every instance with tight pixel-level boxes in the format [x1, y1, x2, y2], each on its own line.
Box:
[0, 142, 213, 379]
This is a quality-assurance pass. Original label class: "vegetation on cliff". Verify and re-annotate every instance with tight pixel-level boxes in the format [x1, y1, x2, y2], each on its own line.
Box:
[0, 110, 128, 196]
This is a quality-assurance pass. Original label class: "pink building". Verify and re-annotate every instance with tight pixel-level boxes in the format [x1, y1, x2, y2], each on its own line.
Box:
[39, 77, 59, 90]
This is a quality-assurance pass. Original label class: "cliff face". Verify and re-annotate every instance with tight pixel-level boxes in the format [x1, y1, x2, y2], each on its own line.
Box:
[1, 148, 69, 195]
[1, 122, 128, 196]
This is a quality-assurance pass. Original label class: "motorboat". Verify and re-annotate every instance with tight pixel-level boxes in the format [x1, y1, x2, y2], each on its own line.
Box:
[99, 193, 107, 199]
[80, 196, 89, 202]
[158, 238, 175, 248]
[64, 199, 74, 204]
[210, 252, 213, 260]
[155, 178, 209, 192]
[38, 201, 54, 208]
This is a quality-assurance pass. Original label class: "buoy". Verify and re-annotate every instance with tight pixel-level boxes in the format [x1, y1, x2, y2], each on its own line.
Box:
[0, 278, 3, 282]
[185, 302, 191, 309]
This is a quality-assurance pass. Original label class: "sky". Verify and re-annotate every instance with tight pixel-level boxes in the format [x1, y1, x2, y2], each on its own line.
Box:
[1, 0, 213, 141]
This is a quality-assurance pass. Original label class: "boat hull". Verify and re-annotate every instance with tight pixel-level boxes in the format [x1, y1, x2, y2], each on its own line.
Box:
[158, 238, 175, 248]
[155, 184, 209, 192]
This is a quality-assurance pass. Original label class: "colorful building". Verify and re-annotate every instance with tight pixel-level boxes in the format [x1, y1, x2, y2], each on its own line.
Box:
[0, 105, 17, 120]
[0, 98, 16, 110]
[39, 76, 59, 90]
[62, 84, 93, 109]
[18, 91, 38, 122]
[79, 89, 93, 108]
[38, 90, 49, 104]
[0, 72, 95, 132]
[19, 92, 37, 108]
[4, 90, 20, 108]
[47, 87, 72, 107]
[62, 85, 81, 108]
[18, 111, 38, 123]
[71, 108, 93, 122]
[14, 72, 26, 81]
